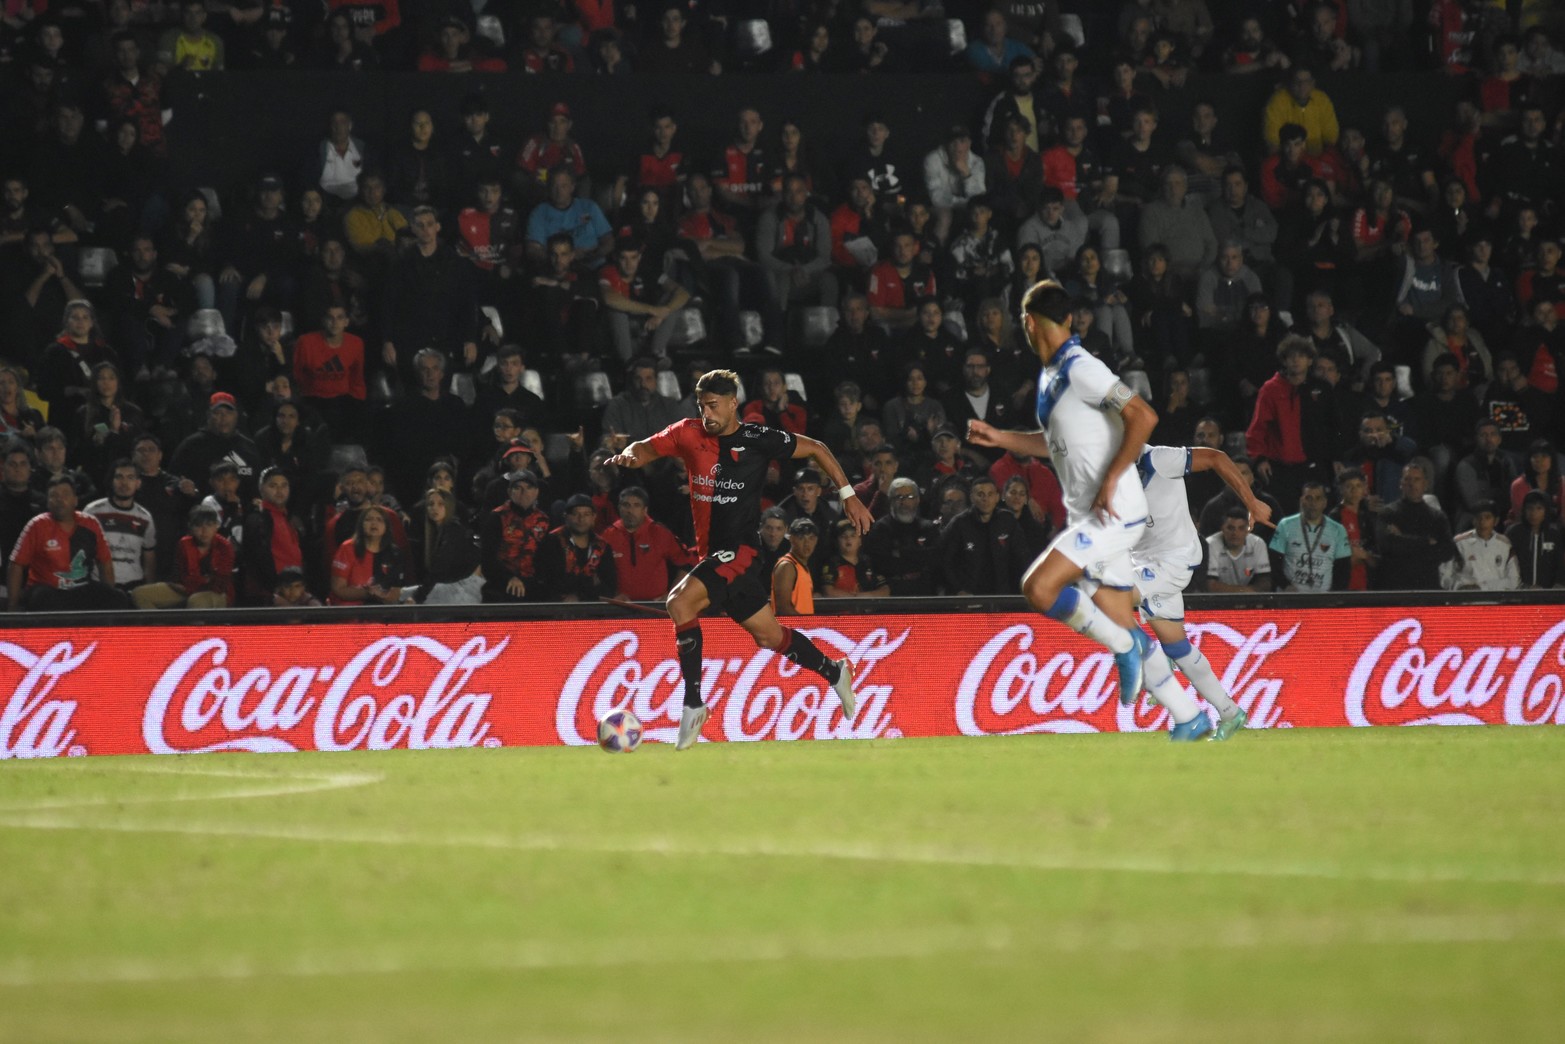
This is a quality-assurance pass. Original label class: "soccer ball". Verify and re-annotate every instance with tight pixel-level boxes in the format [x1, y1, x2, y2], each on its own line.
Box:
[597, 709, 643, 753]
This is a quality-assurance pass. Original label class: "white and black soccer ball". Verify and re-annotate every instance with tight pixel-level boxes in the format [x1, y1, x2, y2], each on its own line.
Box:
[597, 709, 643, 753]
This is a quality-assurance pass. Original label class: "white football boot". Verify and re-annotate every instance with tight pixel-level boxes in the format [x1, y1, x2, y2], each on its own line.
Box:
[675, 704, 709, 751]
[831, 658, 856, 720]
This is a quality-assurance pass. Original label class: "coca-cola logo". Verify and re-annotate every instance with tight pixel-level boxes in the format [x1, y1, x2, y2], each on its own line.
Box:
[955, 621, 1296, 735]
[0, 640, 90, 759]
[142, 636, 506, 754]
[1345, 618, 1565, 727]
[555, 627, 909, 745]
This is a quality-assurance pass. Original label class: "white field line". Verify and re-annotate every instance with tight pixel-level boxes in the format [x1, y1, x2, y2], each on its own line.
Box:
[0, 914, 1560, 989]
[2, 811, 1563, 890]
[0, 764, 383, 811]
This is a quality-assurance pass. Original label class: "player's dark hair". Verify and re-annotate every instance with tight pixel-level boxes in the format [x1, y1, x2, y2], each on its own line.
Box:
[1020, 280, 1072, 324]
[695, 369, 741, 398]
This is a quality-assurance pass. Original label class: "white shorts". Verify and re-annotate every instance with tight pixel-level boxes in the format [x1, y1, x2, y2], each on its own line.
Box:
[1129, 550, 1199, 621]
[1044, 514, 1146, 590]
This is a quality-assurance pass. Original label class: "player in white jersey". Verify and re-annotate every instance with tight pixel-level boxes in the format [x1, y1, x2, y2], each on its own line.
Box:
[968, 281, 1208, 738]
[1124, 445, 1272, 740]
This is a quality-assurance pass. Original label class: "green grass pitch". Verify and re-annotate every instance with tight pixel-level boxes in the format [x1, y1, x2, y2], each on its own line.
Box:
[2, 727, 1563, 1042]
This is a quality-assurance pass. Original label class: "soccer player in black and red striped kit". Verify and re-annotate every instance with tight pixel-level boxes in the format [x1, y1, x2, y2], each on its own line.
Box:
[607, 369, 874, 749]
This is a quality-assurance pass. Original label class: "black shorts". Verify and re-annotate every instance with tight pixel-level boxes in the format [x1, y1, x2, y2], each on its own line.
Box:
[688, 546, 772, 623]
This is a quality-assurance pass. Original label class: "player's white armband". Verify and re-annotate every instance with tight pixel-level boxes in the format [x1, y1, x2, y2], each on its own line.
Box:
[1103, 382, 1135, 412]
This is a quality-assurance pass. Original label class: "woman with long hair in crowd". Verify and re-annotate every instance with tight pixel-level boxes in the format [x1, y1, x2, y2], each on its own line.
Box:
[881, 361, 946, 465]
[0, 366, 44, 439]
[37, 299, 118, 411]
[253, 398, 330, 513]
[328, 505, 405, 605]
[403, 487, 484, 604]
[1003, 243, 1046, 317]
[1064, 243, 1132, 362]
[1001, 474, 1053, 565]
[161, 190, 220, 313]
[1511, 439, 1564, 522]
[1127, 243, 1193, 369]
[70, 361, 144, 484]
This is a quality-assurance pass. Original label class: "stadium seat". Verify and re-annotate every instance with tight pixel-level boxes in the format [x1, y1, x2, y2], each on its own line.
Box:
[480, 305, 504, 340]
[329, 444, 368, 473]
[943, 311, 968, 342]
[544, 432, 573, 466]
[1186, 366, 1213, 404]
[576, 371, 612, 407]
[368, 370, 397, 403]
[667, 309, 708, 348]
[1122, 369, 1153, 401]
[656, 370, 680, 400]
[77, 246, 117, 287]
[733, 19, 773, 57]
[450, 372, 476, 405]
[738, 310, 763, 348]
[1058, 13, 1085, 48]
[278, 310, 294, 337]
[186, 309, 225, 340]
[945, 19, 967, 55]
[476, 14, 505, 48]
[522, 369, 545, 399]
[785, 372, 807, 401]
[1103, 249, 1133, 281]
[799, 306, 838, 347]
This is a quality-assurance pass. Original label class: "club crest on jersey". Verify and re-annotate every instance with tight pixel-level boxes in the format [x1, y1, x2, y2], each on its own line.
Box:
[1074, 532, 1093, 549]
[1140, 566, 1156, 581]
[729, 447, 745, 461]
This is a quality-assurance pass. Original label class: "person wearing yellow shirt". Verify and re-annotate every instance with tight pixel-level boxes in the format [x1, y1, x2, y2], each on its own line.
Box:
[157, 0, 226, 73]
[1262, 67, 1338, 156]
[342, 172, 407, 265]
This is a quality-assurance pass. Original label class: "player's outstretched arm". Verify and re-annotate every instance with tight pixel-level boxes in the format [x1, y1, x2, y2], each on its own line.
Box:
[1092, 390, 1158, 521]
[966, 420, 1049, 458]
[792, 434, 873, 534]
[605, 440, 663, 470]
[1193, 447, 1272, 527]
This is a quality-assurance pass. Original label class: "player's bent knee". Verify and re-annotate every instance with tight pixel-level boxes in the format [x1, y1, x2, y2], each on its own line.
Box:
[1022, 571, 1063, 613]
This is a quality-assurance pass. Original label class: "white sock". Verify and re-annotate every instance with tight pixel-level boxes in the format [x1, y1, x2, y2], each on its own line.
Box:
[1172, 647, 1239, 719]
[1143, 642, 1200, 724]
[1061, 596, 1133, 654]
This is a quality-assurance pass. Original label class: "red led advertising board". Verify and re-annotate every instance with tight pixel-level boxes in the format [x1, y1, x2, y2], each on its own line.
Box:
[2, 604, 1562, 758]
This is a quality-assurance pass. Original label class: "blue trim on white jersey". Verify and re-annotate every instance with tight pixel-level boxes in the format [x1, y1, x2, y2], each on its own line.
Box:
[1035, 338, 1083, 430]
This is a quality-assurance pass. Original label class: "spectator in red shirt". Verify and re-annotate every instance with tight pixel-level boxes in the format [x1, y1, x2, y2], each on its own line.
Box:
[742, 368, 807, 435]
[170, 503, 236, 609]
[518, 102, 587, 196]
[8, 475, 127, 610]
[517, 12, 574, 73]
[602, 485, 693, 601]
[867, 230, 937, 331]
[292, 304, 366, 442]
[416, 17, 506, 74]
[329, 504, 406, 606]
[989, 450, 1066, 533]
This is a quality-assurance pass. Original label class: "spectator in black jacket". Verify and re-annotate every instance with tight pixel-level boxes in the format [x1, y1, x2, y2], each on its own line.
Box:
[241, 466, 304, 604]
[103, 235, 187, 373]
[864, 476, 942, 595]
[405, 488, 483, 604]
[1506, 490, 1563, 589]
[379, 348, 475, 505]
[169, 391, 263, 502]
[939, 475, 1027, 594]
[381, 206, 479, 375]
[534, 493, 616, 602]
[1374, 461, 1457, 590]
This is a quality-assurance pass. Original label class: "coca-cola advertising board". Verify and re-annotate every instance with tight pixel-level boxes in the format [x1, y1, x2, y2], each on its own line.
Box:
[2, 604, 1563, 759]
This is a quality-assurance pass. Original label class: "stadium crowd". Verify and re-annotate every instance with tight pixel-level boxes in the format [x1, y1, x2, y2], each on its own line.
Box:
[1, 0, 1563, 611]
